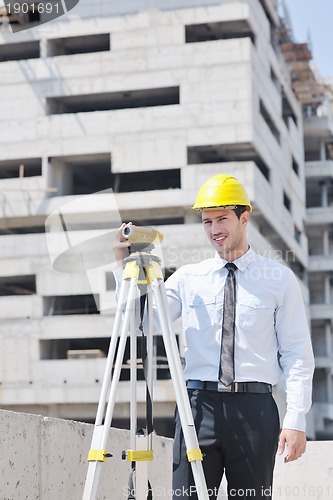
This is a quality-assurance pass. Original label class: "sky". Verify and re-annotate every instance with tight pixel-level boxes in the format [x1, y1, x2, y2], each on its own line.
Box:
[283, 0, 333, 81]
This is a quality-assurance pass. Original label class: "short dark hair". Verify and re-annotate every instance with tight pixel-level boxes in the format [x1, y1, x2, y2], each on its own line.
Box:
[233, 206, 247, 219]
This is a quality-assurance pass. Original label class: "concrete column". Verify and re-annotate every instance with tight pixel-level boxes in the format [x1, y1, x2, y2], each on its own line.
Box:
[49, 159, 73, 196]
[327, 375, 333, 404]
[43, 156, 60, 198]
[324, 274, 331, 304]
[42, 155, 53, 198]
[321, 181, 329, 207]
[41, 155, 48, 177]
[325, 321, 333, 405]
[325, 321, 331, 356]
[39, 36, 48, 58]
[320, 140, 326, 161]
[323, 229, 330, 256]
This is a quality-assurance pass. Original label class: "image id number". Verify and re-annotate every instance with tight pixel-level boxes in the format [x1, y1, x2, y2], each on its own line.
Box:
[5, 2, 60, 15]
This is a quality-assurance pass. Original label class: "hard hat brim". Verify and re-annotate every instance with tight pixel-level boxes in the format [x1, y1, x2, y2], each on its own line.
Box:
[192, 204, 252, 212]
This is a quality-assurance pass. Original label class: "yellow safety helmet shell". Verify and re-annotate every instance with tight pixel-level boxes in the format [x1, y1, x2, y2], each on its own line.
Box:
[192, 174, 252, 212]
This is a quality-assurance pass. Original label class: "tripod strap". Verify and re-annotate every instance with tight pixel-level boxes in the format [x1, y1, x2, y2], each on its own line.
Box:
[139, 288, 154, 436]
[127, 467, 153, 500]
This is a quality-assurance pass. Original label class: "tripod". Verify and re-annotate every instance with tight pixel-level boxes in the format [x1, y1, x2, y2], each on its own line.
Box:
[82, 247, 209, 500]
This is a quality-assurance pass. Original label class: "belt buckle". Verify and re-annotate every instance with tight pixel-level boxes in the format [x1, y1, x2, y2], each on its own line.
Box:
[217, 382, 232, 392]
[231, 382, 239, 393]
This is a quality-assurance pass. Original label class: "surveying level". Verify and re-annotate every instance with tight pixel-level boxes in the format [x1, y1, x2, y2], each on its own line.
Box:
[82, 226, 209, 500]
[121, 224, 164, 246]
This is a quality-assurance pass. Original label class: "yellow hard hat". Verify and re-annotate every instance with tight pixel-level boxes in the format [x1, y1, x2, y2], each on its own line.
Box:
[192, 174, 252, 212]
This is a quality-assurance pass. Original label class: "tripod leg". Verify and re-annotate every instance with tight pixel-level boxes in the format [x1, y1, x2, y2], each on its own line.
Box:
[82, 277, 138, 500]
[96, 278, 131, 426]
[151, 278, 210, 500]
[147, 289, 154, 451]
[130, 308, 137, 453]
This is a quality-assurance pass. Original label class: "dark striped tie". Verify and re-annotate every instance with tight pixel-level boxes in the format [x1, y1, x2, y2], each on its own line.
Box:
[219, 262, 237, 386]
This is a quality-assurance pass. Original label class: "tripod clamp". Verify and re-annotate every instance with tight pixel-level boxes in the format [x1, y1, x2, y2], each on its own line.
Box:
[122, 251, 163, 285]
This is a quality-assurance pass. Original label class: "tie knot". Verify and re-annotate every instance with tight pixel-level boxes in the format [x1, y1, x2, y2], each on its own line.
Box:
[225, 262, 237, 272]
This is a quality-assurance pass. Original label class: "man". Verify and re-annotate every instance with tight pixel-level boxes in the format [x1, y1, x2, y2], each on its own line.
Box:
[113, 174, 314, 500]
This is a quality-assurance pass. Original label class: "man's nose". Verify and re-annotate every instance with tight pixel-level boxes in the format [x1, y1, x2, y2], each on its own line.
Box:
[211, 220, 221, 234]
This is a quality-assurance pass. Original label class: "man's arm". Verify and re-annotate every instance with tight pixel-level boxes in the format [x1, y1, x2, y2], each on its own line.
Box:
[275, 269, 315, 462]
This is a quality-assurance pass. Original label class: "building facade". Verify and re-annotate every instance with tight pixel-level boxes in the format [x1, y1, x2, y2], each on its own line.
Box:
[0, 0, 328, 438]
[304, 89, 333, 440]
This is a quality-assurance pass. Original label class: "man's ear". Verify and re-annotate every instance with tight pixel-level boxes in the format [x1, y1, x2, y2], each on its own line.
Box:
[241, 211, 249, 226]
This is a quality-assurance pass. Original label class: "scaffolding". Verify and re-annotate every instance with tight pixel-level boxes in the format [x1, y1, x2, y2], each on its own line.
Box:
[278, 4, 325, 108]
[280, 42, 325, 107]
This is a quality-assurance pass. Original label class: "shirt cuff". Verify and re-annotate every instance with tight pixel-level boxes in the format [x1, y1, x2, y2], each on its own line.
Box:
[282, 412, 306, 432]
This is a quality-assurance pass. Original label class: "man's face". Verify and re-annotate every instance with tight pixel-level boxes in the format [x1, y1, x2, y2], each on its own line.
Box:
[201, 208, 249, 260]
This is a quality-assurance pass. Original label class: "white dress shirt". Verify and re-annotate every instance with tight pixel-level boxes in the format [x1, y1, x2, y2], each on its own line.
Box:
[163, 247, 314, 432]
[114, 247, 314, 432]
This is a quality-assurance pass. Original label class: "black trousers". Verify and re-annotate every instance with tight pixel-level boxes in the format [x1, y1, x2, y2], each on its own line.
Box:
[172, 389, 280, 500]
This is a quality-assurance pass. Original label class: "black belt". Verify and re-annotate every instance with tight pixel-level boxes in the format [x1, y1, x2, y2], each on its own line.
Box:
[186, 380, 272, 393]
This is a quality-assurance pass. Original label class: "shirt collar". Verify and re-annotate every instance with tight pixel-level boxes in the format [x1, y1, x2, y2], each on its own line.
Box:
[214, 246, 256, 272]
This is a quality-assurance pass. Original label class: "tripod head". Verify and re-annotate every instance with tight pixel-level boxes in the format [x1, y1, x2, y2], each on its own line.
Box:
[121, 224, 164, 283]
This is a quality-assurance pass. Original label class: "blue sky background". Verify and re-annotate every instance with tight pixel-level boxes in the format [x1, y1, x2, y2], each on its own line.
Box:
[283, 0, 333, 81]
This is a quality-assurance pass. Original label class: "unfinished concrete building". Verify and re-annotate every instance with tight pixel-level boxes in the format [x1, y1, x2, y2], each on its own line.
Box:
[0, 0, 328, 438]
[304, 87, 333, 440]
[277, 17, 333, 438]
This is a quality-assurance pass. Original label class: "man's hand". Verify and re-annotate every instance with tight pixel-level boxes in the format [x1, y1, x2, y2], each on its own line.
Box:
[113, 222, 132, 268]
[278, 429, 306, 463]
